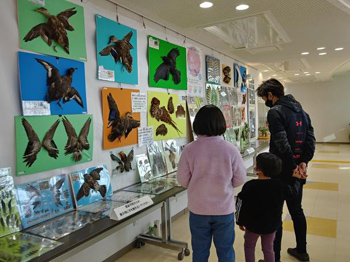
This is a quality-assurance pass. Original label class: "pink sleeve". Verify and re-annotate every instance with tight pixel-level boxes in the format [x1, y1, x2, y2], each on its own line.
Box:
[231, 150, 246, 188]
[177, 149, 191, 188]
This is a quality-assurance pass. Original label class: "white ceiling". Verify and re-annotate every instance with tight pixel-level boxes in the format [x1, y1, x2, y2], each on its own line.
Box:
[105, 0, 350, 83]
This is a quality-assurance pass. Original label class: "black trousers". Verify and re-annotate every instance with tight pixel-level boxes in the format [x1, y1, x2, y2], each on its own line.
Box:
[274, 183, 307, 261]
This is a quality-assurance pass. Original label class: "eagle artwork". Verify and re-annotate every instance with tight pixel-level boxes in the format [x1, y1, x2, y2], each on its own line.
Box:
[21, 118, 60, 167]
[107, 93, 140, 142]
[24, 7, 77, 54]
[36, 58, 83, 109]
[154, 48, 181, 85]
[99, 31, 134, 73]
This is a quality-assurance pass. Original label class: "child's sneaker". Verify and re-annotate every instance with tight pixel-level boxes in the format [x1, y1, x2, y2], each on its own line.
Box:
[287, 247, 310, 261]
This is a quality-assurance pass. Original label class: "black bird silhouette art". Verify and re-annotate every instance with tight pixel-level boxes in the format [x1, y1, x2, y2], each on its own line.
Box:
[62, 117, 91, 162]
[154, 48, 181, 85]
[22, 118, 60, 167]
[36, 58, 83, 109]
[110, 149, 134, 173]
[99, 31, 134, 73]
[76, 168, 107, 201]
[107, 93, 140, 142]
[24, 7, 77, 54]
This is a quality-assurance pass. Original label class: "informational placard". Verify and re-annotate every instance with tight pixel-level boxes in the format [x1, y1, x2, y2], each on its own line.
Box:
[110, 195, 154, 221]
[98, 66, 115, 82]
[132, 93, 147, 112]
[138, 127, 154, 147]
[22, 101, 50, 116]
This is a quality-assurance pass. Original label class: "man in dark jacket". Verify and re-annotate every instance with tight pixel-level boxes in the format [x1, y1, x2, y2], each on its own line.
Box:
[256, 78, 316, 262]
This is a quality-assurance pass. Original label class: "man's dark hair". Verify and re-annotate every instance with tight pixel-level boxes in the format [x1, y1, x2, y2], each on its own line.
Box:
[193, 105, 226, 136]
[256, 78, 285, 98]
[256, 152, 282, 177]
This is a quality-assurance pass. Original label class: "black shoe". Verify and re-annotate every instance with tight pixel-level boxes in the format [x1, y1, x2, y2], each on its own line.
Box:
[287, 247, 310, 261]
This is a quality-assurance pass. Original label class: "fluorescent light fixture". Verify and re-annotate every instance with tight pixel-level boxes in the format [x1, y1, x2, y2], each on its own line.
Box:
[236, 4, 249, 10]
[335, 47, 344, 51]
[317, 47, 325, 50]
[315, 72, 320, 74]
[301, 52, 309, 55]
[304, 72, 309, 74]
[294, 73, 300, 76]
[306, 74, 311, 76]
[319, 52, 327, 55]
[200, 2, 213, 8]
[263, 70, 269, 72]
[272, 74, 277, 76]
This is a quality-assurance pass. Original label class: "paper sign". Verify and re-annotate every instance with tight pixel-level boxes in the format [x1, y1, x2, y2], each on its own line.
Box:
[110, 195, 154, 221]
[98, 66, 115, 82]
[22, 101, 50, 116]
[149, 37, 160, 49]
[29, 0, 45, 6]
[132, 93, 147, 112]
[138, 127, 154, 147]
[245, 147, 255, 155]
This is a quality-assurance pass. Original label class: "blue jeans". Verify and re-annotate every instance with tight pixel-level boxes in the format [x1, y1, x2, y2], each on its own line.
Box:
[189, 212, 235, 262]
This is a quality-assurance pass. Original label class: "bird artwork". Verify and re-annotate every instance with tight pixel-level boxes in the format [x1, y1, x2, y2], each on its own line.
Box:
[62, 116, 91, 162]
[154, 48, 181, 85]
[175, 105, 186, 118]
[167, 97, 174, 114]
[99, 31, 134, 73]
[107, 93, 140, 142]
[150, 97, 182, 136]
[21, 118, 60, 167]
[156, 124, 168, 136]
[110, 149, 134, 173]
[164, 141, 178, 170]
[50, 177, 66, 207]
[36, 58, 83, 109]
[23, 7, 77, 54]
[76, 168, 107, 201]
[222, 66, 231, 84]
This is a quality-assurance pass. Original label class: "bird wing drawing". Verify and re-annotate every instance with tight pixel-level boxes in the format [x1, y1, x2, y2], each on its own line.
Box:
[154, 48, 181, 84]
[21, 118, 42, 167]
[63, 86, 84, 108]
[107, 93, 120, 128]
[62, 116, 78, 155]
[110, 153, 125, 173]
[23, 7, 77, 54]
[99, 44, 119, 63]
[42, 119, 60, 159]
[51, 177, 65, 206]
[78, 117, 92, 150]
[76, 182, 90, 201]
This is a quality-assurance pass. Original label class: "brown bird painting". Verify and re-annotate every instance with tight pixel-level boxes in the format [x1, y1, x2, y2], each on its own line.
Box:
[99, 32, 134, 73]
[167, 97, 174, 114]
[62, 117, 91, 162]
[156, 124, 168, 136]
[222, 66, 231, 84]
[154, 48, 181, 84]
[110, 149, 134, 173]
[107, 93, 140, 142]
[22, 118, 60, 167]
[150, 97, 182, 136]
[23, 7, 77, 54]
[76, 168, 107, 201]
[36, 58, 83, 109]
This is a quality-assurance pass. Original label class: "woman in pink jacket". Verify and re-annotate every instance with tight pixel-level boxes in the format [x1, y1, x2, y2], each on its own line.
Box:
[177, 105, 246, 262]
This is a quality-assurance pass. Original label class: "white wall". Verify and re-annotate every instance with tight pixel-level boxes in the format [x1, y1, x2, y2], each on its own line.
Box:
[285, 73, 350, 143]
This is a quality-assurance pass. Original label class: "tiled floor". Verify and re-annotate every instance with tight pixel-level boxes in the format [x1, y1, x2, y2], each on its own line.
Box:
[116, 144, 350, 262]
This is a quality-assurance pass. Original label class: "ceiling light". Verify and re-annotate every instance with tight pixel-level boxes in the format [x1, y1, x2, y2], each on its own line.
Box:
[315, 72, 320, 74]
[263, 70, 269, 72]
[200, 2, 213, 8]
[317, 47, 325, 50]
[335, 47, 344, 51]
[272, 74, 277, 76]
[306, 74, 311, 76]
[236, 4, 249, 10]
[294, 73, 300, 76]
[303, 72, 309, 74]
[319, 52, 327, 55]
[301, 52, 309, 55]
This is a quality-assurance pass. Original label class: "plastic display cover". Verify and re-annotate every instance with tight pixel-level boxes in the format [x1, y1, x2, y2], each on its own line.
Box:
[0, 168, 21, 237]
[0, 232, 62, 261]
[25, 211, 105, 240]
[123, 180, 174, 195]
[15, 174, 74, 229]
[136, 154, 153, 183]
[111, 191, 156, 203]
[70, 165, 113, 208]
[78, 200, 124, 217]
[162, 140, 180, 173]
[147, 141, 168, 178]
